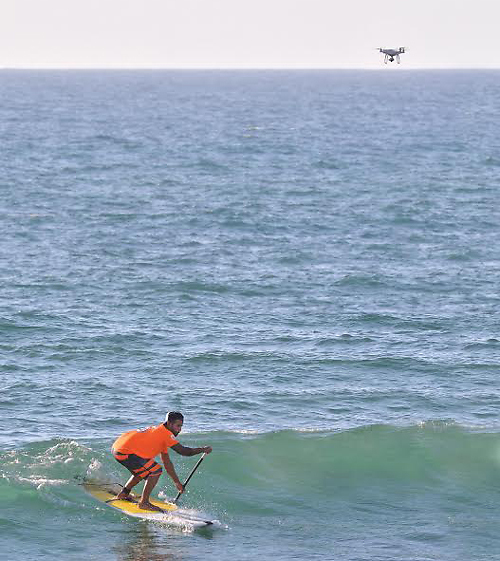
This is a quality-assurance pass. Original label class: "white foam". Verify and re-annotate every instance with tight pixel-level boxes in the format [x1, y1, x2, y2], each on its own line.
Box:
[17, 476, 66, 487]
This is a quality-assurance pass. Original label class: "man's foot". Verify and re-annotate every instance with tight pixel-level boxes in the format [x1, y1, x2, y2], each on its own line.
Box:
[116, 491, 135, 502]
[138, 501, 164, 512]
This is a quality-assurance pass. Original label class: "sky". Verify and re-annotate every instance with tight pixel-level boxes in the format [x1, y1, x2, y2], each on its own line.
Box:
[1, 0, 500, 69]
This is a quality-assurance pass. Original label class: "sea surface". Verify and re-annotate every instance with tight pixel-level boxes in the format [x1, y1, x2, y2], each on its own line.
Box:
[1, 69, 500, 560]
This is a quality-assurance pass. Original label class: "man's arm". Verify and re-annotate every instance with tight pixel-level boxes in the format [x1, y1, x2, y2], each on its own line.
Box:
[171, 443, 212, 457]
[160, 451, 184, 493]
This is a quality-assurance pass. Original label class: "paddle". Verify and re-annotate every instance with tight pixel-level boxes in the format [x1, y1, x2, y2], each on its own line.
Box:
[173, 452, 207, 504]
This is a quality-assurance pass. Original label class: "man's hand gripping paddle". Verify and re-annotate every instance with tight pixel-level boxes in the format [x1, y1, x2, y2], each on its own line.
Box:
[173, 452, 207, 505]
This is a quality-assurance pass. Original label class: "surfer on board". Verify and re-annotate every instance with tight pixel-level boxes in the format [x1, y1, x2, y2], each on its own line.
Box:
[111, 411, 212, 512]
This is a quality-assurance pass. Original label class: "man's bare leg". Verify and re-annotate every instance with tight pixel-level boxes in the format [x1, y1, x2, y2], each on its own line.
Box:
[116, 474, 142, 500]
[138, 474, 163, 511]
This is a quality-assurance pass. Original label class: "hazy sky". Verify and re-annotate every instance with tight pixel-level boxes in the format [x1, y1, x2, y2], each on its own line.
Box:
[1, 0, 499, 69]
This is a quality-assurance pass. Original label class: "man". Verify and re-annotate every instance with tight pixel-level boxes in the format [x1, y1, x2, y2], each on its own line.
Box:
[112, 411, 212, 511]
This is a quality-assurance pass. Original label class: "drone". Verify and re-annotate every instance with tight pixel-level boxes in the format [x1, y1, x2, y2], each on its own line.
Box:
[378, 47, 406, 64]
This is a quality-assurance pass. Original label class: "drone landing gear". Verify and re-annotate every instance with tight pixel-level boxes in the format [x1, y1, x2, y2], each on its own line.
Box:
[385, 56, 400, 64]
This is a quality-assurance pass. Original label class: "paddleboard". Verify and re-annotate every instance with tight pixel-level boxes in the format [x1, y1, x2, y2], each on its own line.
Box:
[83, 482, 214, 527]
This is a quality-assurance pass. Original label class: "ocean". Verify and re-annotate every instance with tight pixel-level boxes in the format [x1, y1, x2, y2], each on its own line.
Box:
[1, 69, 500, 560]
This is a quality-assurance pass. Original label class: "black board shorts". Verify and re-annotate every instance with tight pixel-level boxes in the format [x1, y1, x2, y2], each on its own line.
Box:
[112, 450, 162, 479]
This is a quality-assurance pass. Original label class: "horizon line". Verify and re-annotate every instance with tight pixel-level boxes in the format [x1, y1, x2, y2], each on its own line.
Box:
[2, 66, 500, 71]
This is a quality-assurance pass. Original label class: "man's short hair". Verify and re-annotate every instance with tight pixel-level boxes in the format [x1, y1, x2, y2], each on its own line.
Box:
[165, 411, 184, 424]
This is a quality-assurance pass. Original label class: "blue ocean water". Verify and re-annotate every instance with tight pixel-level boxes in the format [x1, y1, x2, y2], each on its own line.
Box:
[1, 70, 500, 560]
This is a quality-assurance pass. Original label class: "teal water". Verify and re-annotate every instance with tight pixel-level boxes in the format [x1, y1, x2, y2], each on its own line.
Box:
[1, 70, 500, 560]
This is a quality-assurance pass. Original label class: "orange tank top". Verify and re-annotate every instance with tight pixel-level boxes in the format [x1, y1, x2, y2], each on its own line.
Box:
[112, 423, 179, 458]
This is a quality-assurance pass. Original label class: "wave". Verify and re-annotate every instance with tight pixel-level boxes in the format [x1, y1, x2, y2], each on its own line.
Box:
[203, 423, 500, 498]
[2, 423, 500, 519]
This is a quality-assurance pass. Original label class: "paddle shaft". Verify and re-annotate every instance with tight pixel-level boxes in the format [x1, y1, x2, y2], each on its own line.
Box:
[174, 452, 207, 504]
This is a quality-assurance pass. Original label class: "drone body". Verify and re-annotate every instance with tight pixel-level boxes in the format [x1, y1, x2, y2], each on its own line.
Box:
[378, 47, 406, 64]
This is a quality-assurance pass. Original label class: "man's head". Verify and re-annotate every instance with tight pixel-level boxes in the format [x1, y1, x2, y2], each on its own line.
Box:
[164, 411, 184, 436]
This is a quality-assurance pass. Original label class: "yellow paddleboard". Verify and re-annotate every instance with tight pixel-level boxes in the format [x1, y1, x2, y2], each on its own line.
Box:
[83, 482, 213, 527]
